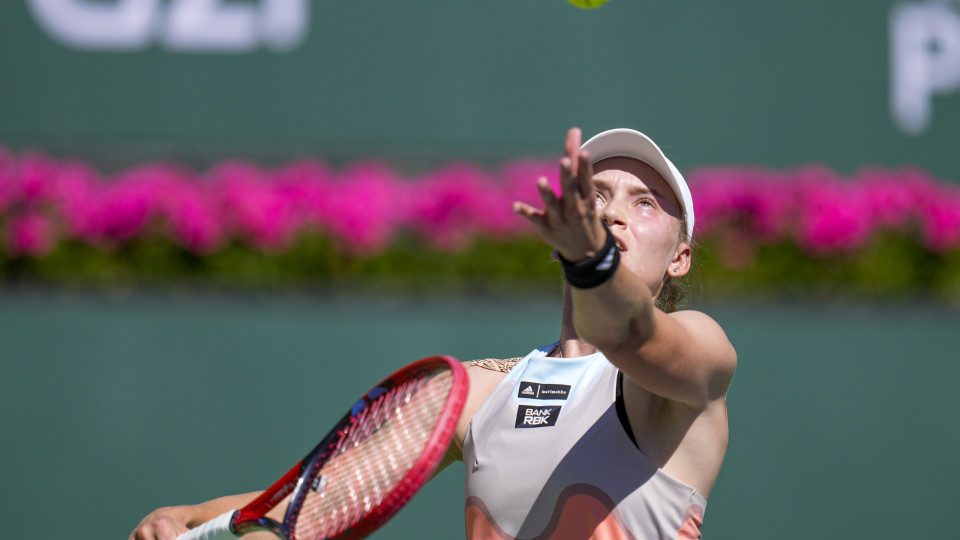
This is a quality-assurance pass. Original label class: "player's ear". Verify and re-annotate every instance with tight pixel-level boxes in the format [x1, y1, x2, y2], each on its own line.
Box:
[668, 242, 691, 278]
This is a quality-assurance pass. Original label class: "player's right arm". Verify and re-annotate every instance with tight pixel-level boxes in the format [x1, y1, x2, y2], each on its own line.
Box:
[132, 359, 510, 540]
[431, 360, 512, 477]
[129, 492, 264, 540]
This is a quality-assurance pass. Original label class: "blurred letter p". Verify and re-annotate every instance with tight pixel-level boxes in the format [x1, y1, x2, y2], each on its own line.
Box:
[891, 2, 960, 135]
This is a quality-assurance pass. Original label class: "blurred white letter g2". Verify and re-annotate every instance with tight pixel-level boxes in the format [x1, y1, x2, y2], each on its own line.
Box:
[26, 0, 309, 53]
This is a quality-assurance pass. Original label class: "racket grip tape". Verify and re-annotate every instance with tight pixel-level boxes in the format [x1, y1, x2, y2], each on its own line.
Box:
[176, 511, 237, 540]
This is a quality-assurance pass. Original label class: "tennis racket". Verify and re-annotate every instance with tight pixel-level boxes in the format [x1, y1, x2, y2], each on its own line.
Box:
[179, 355, 468, 540]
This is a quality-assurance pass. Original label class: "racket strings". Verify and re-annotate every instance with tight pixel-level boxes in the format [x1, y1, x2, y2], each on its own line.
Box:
[293, 369, 452, 540]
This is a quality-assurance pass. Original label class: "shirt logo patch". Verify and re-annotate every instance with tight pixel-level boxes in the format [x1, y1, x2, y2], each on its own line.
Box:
[517, 381, 571, 400]
[515, 405, 562, 428]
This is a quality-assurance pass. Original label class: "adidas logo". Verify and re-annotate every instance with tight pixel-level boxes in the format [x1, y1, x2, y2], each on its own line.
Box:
[517, 381, 570, 401]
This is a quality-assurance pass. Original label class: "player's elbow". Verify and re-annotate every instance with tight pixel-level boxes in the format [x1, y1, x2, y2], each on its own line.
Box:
[583, 326, 653, 356]
[575, 309, 656, 355]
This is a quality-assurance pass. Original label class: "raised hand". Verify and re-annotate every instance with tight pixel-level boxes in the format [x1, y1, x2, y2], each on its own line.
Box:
[512, 127, 608, 262]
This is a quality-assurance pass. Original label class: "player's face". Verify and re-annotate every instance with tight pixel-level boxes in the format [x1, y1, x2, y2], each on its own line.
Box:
[591, 157, 690, 295]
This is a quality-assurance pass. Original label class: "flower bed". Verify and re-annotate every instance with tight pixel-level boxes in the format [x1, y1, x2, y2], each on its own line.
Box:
[2, 147, 959, 299]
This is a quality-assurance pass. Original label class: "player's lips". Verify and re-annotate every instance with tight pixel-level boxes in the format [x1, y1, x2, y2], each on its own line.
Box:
[612, 234, 627, 252]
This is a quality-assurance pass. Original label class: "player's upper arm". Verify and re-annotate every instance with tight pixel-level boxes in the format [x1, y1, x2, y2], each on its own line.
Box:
[455, 362, 511, 446]
[605, 309, 736, 408]
[432, 360, 510, 478]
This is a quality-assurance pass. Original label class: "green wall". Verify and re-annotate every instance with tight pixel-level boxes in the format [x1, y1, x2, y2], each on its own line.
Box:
[1, 290, 956, 539]
[2, 4, 958, 535]
[2, 0, 959, 181]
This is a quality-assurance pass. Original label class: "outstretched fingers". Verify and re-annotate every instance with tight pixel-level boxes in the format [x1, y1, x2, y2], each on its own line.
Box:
[512, 201, 546, 228]
[564, 127, 582, 172]
[560, 128, 583, 212]
[512, 127, 603, 258]
[576, 150, 594, 200]
[536, 176, 560, 211]
[559, 128, 595, 212]
[559, 156, 579, 213]
[513, 176, 558, 229]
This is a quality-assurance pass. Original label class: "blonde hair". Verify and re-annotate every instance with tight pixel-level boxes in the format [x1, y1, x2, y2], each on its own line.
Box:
[655, 215, 691, 314]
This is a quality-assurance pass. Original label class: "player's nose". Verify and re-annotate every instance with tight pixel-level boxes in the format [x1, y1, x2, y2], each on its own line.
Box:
[599, 201, 626, 227]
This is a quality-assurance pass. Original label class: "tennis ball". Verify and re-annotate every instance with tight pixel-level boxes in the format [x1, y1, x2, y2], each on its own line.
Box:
[567, 0, 609, 8]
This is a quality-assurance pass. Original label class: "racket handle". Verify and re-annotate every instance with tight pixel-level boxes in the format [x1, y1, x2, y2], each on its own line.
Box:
[176, 511, 237, 540]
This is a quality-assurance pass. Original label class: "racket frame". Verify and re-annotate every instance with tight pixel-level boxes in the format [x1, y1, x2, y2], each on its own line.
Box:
[226, 355, 467, 539]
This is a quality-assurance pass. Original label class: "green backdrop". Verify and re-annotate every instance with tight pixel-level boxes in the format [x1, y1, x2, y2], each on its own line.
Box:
[2, 0, 959, 181]
[1, 290, 956, 539]
[1, 1, 958, 538]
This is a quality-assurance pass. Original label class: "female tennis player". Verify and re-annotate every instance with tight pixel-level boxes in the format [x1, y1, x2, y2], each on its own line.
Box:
[130, 127, 736, 540]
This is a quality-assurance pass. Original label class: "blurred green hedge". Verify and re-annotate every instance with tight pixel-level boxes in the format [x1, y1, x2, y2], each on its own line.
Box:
[4, 231, 959, 304]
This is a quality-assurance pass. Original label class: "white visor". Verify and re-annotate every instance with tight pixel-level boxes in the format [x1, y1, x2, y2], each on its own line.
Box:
[580, 128, 694, 239]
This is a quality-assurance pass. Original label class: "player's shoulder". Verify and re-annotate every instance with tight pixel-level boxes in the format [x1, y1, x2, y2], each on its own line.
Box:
[461, 358, 518, 398]
[668, 307, 717, 323]
[451, 358, 520, 446]
[668, 309, 728, 338]
[668, 309, 737, 368]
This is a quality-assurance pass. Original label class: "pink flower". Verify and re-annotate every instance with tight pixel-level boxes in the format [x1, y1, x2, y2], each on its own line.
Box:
[211, 161, 299, 253]
[99, 167, 163, 243]
[498, 160, 559, 236]
[160, 177, 225, 254]
[412, 163, 498, 250]
[689, 167, 795, 242]
[6, 212, 55, 257]
[1, 146, 957, 268]
[795, 166, 873, 254]
[0, 147, 10, 213]
[501, 160, 559, 209]
[47, 161, 105, 243]
[311, 162, 405, 255]
[855, 166, 930, 232]
[274, 160, 334, 225]
[919, 182, 960, 253]
[11, 153, 59, 205]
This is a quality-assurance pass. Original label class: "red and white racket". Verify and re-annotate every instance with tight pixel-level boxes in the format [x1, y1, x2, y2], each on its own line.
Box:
[179, 355, 467, 540]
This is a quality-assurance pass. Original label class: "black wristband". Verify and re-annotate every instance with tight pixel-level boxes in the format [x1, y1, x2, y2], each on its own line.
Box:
[557, 226, 620, 289]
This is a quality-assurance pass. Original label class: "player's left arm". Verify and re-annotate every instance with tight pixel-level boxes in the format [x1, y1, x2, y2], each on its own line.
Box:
[514, 127, 735, 407]
[571, 273, 736, 408]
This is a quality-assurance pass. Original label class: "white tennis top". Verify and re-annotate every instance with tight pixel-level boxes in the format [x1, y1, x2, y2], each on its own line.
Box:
[463, 344, 707, 540]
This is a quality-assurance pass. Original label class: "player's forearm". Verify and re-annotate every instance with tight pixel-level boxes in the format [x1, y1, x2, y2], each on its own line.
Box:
[129, 494, 263, 540]
[573, 276, 735, 406]
[571, 285, 702, 405]
[569, 270, 656, 353]
[189, 492, 264, 526]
